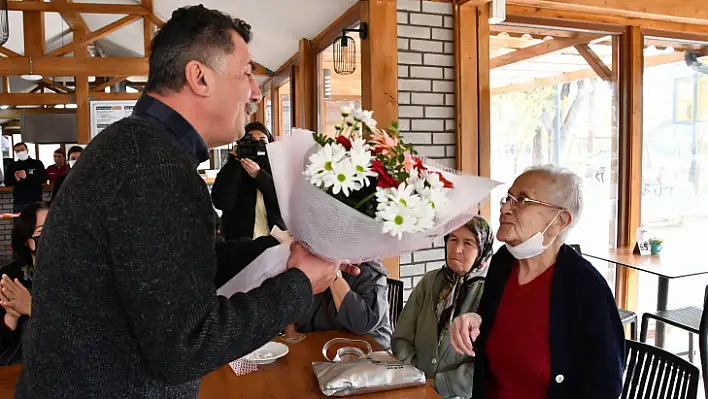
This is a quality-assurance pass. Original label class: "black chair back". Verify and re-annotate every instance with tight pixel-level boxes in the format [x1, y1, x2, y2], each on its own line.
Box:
[622, 340, 699, 399]
[569, 244, 582, 254]
[699, 288, 708, 397]
[386, 278, 404, 330]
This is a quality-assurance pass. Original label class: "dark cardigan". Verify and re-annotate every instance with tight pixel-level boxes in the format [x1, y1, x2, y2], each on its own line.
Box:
[472, 245, 625, 399]
[211, 154, 286, 240]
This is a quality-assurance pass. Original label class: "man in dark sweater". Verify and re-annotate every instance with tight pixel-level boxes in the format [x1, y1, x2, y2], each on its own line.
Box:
[5, 142, 46, 213]
[16, 6, 349, 398]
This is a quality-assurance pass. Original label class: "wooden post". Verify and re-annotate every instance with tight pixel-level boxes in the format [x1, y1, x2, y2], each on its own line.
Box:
[271, 86, 281, 137]
[297, 39, 315, 130]
[23, 0, 45, 57]
[360, 0, 400, 279]
[454, 3, 479, 176]
[76, 76, 90, 143]
[143, 0, 153, 57]
[615, 26, 643, 310]
[477, 5, 492, 220]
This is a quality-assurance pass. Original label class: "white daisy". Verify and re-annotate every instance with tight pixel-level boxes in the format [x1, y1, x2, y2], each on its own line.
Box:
[323, 159, 361, 197]
[421, 170, 445, 190]
[412, 201, 436, 232]
[376, 203, 418, 239]
[386, 183, 421, 210]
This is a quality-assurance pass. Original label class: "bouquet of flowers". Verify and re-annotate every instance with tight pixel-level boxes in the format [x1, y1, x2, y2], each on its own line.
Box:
[266, 105, 500, 263]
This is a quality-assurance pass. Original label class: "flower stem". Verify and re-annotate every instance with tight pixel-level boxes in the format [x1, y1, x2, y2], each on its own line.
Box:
[354, 191, 377, 209]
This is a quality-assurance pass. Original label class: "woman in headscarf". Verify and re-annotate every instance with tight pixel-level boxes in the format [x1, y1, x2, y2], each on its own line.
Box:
[392, 216, 493, 399]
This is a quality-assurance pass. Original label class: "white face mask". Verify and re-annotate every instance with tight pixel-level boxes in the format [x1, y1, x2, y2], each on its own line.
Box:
[16, 151, 28, 161]
[505, 211, 562, 260]
[68, 159, 77, 168]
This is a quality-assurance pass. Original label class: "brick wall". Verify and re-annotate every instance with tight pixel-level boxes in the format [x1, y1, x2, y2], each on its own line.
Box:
[397, 0, 455, 301]
[0, 189, 53, 262]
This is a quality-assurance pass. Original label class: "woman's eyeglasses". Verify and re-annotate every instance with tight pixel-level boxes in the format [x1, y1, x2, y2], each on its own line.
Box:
[500, 193, 565, 210]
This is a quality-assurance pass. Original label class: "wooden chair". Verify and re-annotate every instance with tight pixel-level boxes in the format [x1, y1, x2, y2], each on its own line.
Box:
[622, 340, 699, 399]
[386, 278, 404, 330]
[569, 244, 638, 340]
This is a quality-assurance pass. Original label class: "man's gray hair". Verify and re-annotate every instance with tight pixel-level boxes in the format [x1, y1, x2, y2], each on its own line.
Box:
[521, 164, 584, 241]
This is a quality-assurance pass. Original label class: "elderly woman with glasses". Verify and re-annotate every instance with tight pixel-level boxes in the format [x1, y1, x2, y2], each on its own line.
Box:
[449, 165, 624, 399]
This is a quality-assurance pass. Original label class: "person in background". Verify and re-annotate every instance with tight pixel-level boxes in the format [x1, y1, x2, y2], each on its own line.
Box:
[45, 148, 68, 185]
[51, 146, 83, 200]
[296, 258, 392, 349]
[449, 165, 624, 399]
[5, 143, 46, 213]
[392, 216, 494, 399]
[0, 202, 49, 365]
[211, 121, 285, 240]
[15, 6, 353, 398]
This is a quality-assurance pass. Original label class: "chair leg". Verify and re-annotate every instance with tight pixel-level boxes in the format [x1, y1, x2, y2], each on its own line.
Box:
[640, 315, 650, 343]
[630, 320, 637, 341]
[689, 333, 695, 363]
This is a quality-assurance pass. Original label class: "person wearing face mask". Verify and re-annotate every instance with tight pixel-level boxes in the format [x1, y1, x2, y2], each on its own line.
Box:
[392, 216, 493, 399]
[211, 121, 286, 240]
[448, 165, 624, 399]
[51, 146, 83, 200]
[0, 202, 49, 365]
[5, 143, 46, 213]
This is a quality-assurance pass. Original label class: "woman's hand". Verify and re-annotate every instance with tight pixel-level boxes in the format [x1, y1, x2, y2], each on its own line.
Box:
[450, 312, 482, 357]
[0, 275, 32, 317]
[240, 158, 261, 178]
[3, 308, 20, 331]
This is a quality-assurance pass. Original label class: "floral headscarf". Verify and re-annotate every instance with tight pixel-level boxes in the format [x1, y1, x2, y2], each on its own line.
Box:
[435, 215, 494, 345]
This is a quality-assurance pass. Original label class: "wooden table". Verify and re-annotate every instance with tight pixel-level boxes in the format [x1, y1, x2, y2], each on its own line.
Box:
[586, 247, 708, 347]
[0, 331, 441, 399]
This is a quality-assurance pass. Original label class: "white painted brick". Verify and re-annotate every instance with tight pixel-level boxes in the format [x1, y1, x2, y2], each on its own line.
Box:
[433, 235, 446, 247]
[403, 289, 412, 302]
[397, 11, 409, 24]
[445, 94, 455, 106]
[398, 25, 431, 39]
[412, 119, 444, 131]
[414, 248, 446, 262]
[426, 261, 445, 272]
[444, 41, 454, 54]
[433, 80, 455, 93]
[422, 1, 453, 14]
[432, 28, 454, 41]
[403, 277, 413, 289]
[413, 276, 424, 286]
[436, 157, 456, 169]
[398, 65, 409, 78]
[400, 253, 413, 264]
[399, 105, 425, 118]
[399, 92, 411, 105]
[401, 132, 432, 144]
[398, 119, 411, 131]
[409, 39, 443, 53]
[399, 79, 431, 92]
[424, 53, 454, 67]
[397, 0, 421, 12]
[401, 263, 425, 277]
[445, 119, 456, 131]
[409, 13, 443, 27]
[444, 67, 454, 80]
[410, 66, 443, 79]
[411, 92, 445, 105]
[446, 145, 456, 157]
[398, 38, 409, 50]
[444, 16, 454, 28]
[399, 51, 423, 65]
[426, 106, 455, 119]
[433, 132, 456, 144]
[416, 145, 446, 157]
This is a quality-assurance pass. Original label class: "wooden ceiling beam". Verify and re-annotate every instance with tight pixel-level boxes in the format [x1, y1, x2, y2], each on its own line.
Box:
[457, 0, 491, 6]
[492, 50, 686, 95]
[490, 34, 602, 69]
[92, 92, 140, 101]
[39, 78, 73, 93]
[46, 15, 141, 57]
[0, 46, 21, 58]
[0, 57, 148, 76]
[7, 1, 149, 15]
[574, 44, 612, 81]
[91, 76, 127, 93]
[51, 0, 90, 34]
[0, 108, 76, 118]
[23, 0, 45, 57]
[0, 92, 141, 106]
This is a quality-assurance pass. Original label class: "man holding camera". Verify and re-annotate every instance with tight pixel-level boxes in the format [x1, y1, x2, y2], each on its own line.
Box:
[212, 121, 286, 242]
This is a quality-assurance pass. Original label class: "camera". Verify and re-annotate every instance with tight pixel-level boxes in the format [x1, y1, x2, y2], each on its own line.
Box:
[236, 140, 267, 160]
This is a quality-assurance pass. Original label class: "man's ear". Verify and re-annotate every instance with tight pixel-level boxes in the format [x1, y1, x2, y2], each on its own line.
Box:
[554, 211, 573, 236]
[184, 60, 210, 97]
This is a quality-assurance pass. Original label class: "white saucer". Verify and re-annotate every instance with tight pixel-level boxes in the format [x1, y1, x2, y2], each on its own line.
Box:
[245, 342, 289, 364]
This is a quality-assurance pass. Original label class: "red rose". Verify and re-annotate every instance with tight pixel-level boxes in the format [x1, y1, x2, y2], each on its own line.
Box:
[336, 136, 352, 150]
[371, 160, 398, 188]
[413, 157, 426, 172]
[434, 172, 454, 188]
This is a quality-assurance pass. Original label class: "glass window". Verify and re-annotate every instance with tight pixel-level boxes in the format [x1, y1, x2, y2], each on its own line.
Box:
[317, 27, 362, 137]
[279, 80, 291, 136]
[264, 95, 273, 133]
[488, 28, 619, 285]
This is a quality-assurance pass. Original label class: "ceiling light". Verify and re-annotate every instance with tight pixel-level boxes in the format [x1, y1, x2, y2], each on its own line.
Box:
[20, 56, 43, 82]
[0, 105, 8, 110]
[65, 104, 77, 109]
[54, 104, 65, 109]
[489, 0, 506, 25]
